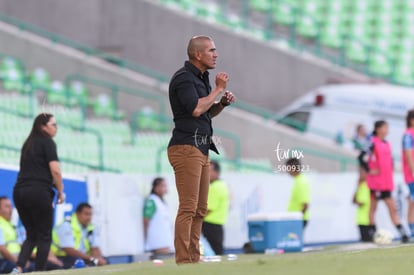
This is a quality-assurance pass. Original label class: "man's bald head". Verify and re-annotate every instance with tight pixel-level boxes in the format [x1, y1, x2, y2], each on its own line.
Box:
[187, 35, 213, 60]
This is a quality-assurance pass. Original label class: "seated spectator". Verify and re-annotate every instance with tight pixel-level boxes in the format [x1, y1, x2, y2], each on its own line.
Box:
[51, 202, 107, 269]
[0, 196, 63, 273]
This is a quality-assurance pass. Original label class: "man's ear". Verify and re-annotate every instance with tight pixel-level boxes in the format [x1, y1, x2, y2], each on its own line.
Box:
[195, 51, 202, 61]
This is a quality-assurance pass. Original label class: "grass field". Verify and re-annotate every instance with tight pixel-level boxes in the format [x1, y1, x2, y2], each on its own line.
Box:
[34, 244, 414, 275]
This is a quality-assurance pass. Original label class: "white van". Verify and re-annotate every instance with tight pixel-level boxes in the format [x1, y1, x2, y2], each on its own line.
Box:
[277, 84, 414, 160]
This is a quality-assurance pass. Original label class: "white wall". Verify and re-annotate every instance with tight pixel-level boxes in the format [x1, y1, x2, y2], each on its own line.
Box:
[85, 171, 409, 255]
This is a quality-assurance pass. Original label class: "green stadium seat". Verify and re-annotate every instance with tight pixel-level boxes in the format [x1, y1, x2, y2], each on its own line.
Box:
[374, 24, 396, 40]
[400, 1, 414, 12]
[400, 9, 414, 23]
[0, 57, 28, 93]
[1, 57, 21, 71]
[283, 0, 298, 6]
[322, 11, 345, 27]
[159, 0, 181, 9]
[345, 40, 368, 63]
[2, 68, 25, 92]
[351, 0, 375, 12]
[47, 81, 68, 105]
[373, 12, 399, 37]
[394, 49, 414, 66]
[272, 1, 295, 26]
[196, 2, 223, 24]
[393, 63, 414, 86]
[320, 24, 342, 48]
[178, 0, 198, 13]
[0, 95, 32, 114]
[326, 0, 350, 13]
[87, 119, 131, 145]
[400, 37, 414, 50]
[372, 38, 392, 53]
[376, 0, 394, 11]
[319, 5, 349, 47]
[399, 22, 414, 38]
[250, 0, 271, 12]
[135, 106, 168, 132]
[245, 27, 268, 41]
[92, 94, 125, 120]
[302, 0, 322, 18]
[367, 52, 392, 76]
[30, 67, 51, 91]
[54, 107, 84, 127]
[68, 81, 89, 106]
[352, 17, 375, 36]
[375, 9, 396, 23]
[347, 24, 372, 44]
[296, 14, 318, 38]
[223, 14, 245, 31]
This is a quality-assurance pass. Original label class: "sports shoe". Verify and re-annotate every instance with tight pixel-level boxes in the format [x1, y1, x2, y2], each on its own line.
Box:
[9, 267, 21, 274]
[401, 235, 410, 244]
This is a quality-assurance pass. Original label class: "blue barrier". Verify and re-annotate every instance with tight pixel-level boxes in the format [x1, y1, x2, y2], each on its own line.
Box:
[0, 166, 88, 224]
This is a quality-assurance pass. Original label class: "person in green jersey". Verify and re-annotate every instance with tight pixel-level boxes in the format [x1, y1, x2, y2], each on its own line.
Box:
[143, 177, 174, 256]
[352, 166, 372, 242]
[202, 161, 229, 255]
[286, 158, 310, 228]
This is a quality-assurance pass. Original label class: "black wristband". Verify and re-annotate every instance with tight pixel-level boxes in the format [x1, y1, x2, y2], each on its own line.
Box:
[220, 100, 230, 107]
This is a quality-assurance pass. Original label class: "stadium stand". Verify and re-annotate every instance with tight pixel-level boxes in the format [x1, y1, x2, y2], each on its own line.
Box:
[158, 0, 414, 86]
[0, 55, 273, 174]
[0, 7, 361, 173]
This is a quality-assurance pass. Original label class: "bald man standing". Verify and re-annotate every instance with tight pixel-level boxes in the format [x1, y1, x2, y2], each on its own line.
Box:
[167, 35, 235, 264]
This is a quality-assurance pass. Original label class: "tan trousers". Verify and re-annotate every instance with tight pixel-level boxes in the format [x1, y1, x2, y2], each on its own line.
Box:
[168, 145, 210, 264]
